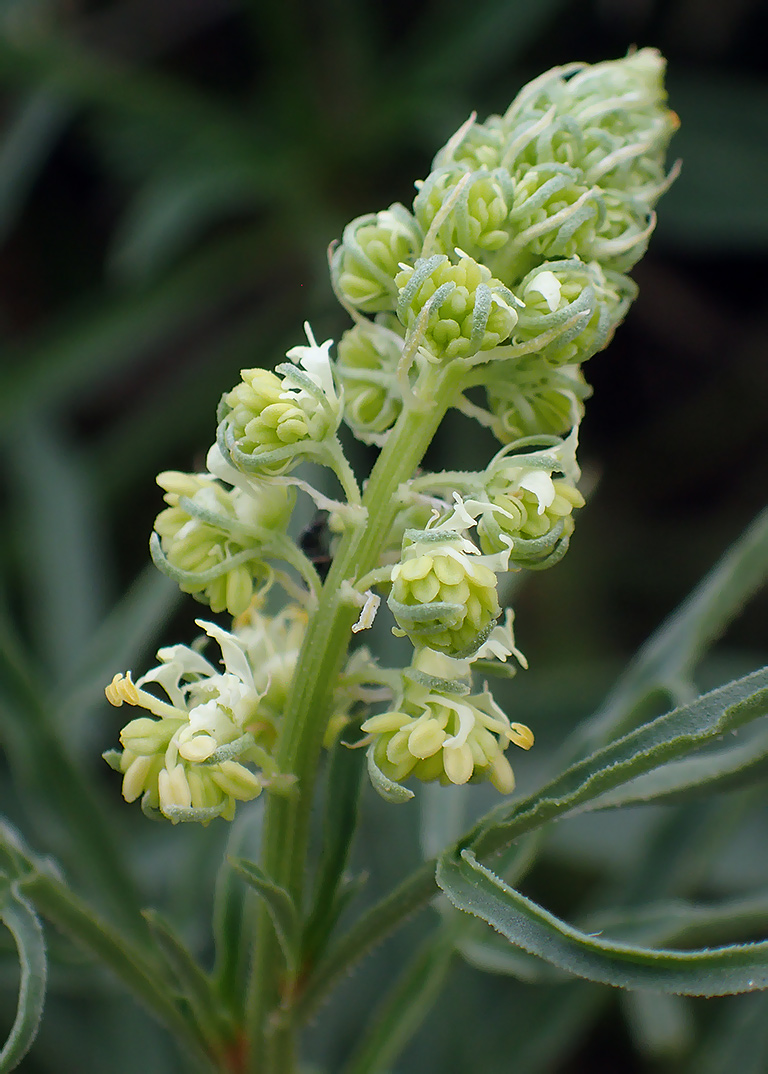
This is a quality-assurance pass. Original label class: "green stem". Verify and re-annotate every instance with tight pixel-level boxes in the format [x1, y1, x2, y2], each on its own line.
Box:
[245, 363, 465, 1071]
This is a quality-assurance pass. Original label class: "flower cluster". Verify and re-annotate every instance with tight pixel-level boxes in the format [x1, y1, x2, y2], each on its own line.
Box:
[362, 628, 532, 795]
[105, 51, 676, 818]
[331, 48, 676, 443]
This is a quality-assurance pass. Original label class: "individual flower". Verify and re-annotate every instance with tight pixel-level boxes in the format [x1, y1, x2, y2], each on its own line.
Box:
[331, 204, 423, 313]
[413, 167, 513, 257]
[335, 317, 405, 443]
[395, 252, 519, 361]
[512, 260, 637, 368]
[104, 620, 286, 823]
[151, 471, 294, 616]
[363, 676, 533, 794]
[484, 357, 589, 444]
[388, 525, 504, 657]
[218, 324, 343, 476]
[476, 434, 584, 568]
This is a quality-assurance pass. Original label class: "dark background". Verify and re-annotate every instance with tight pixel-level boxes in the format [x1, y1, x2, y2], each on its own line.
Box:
[1, 1, 767, 1071]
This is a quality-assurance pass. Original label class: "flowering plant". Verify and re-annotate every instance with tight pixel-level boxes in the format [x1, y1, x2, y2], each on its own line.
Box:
[3, 48, 768, 1074]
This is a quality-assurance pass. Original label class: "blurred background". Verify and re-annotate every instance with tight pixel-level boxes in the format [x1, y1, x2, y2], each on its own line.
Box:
[1, 0, 767, 1071]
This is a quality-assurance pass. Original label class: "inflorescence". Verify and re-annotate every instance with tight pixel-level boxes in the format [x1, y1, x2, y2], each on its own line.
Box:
[105, 50, 677, 822]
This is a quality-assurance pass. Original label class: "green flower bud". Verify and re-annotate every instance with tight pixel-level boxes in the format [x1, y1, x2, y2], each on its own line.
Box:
[513, 260, 637, 367]
[477, 436, 584, 568]
[332, 204, 422, 313]
[492, 164, 603, 282]
[432, 115, 508, 172]
[152, 471, 293, 616]
[362, 680, 533, 793]
[218, 327, 343, 476]
[395, 253, 518, 361]
[335, 318, 404, 443]
[485, 356, 589, 444]
[388, 529, 501, 657]
[413, 167, 513, 256]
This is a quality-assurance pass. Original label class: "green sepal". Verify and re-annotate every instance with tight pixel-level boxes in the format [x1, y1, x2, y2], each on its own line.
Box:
[402, 667, 471, 695]
[366, 744, 414, 803]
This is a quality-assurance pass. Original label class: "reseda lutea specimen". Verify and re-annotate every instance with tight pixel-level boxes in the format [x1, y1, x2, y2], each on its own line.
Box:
[105, 48, 677, 820]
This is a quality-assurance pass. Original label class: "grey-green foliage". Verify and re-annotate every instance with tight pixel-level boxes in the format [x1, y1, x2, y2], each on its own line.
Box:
[0, 1, 767, 1072]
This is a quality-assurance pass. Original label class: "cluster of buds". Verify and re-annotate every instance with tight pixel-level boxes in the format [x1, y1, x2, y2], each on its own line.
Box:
[331, 48, 677, 443]
[151, 470, 294, 616]
[217, 324, 344, 477]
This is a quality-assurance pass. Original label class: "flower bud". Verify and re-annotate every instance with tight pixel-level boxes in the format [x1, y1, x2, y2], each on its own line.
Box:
[395, 253, 518, 361]
[414, 167, 512, 257]
[513, 260, 636, 368]
[153, 472, 292, 616]
[388, 529, 501, 657]
[485, 357, 589, 444]
[332, 204, 422, 313]
[335, 319, 404, 442]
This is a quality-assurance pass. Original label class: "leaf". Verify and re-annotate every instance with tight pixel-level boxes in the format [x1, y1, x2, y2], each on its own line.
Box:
[229, 858, 299, 973]
[339, 933, 454, 1074]
[6, 418, 109, 684]
[15, 866, 215, 1072]
[142, 910, 230, 1058]
[0, 618, 147, 941]
[661, 74, 768, 248]
[109, 165, 264, 285]
[622, 991, 694, 1061]
[576, 506, 768, 751]
[302, 736, 365, 963]
[468, 665, 768, 859]
[437, 849, 768, 996]
[0, 228, 264, 425]
[420, 781, 469, 861]
[577, 724, 768, 813]
[0, 880, 47, 1073]
[213, 806, 262, 1014]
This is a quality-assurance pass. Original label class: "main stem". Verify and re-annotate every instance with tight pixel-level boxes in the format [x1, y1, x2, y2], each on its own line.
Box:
[245, 362, 465, 1071]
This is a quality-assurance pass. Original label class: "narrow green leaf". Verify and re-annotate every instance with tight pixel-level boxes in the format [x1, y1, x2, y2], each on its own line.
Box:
[142, 910, 230, 1058]
[577, 507, 768, 750]
[7, 418, 108, 684]
[109, 166, 264, 284]
[339, 933, 453, 1074]
[469, 665, 768, 858]
[56, 566, 180, 744]
[17, 870, 216, 1072]
[437, 849, 768, 996]
[230, 859, 298, 973]
[302, 736, 365, 964]
[0, 881, 47, 1073]
[622, 991, 694, 1061]
[579, 724, 768, 813]
[0, 619, 147, 941]
[213, 807, 262, 1014]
